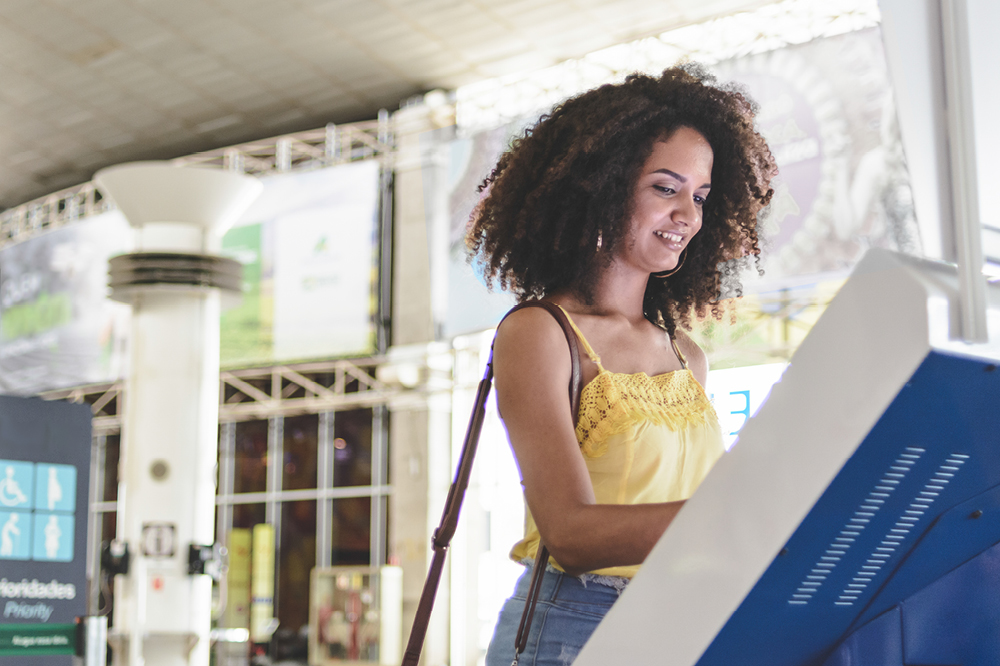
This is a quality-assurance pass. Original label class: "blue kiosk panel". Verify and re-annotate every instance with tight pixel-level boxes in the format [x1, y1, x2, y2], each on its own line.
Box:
[696, 350, 1000, 666]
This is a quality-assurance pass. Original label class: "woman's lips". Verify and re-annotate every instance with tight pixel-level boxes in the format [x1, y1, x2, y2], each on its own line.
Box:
[654, 229, 684, 250]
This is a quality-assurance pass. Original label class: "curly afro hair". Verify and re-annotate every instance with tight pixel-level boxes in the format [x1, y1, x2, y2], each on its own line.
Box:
[466, 65, 777, 334]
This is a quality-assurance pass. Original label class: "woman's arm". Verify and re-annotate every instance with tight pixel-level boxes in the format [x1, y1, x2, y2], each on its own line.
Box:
[493, 307, 685, 576]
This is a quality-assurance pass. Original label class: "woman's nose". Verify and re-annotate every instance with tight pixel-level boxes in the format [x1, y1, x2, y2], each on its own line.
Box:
[673, 195, 698, 225]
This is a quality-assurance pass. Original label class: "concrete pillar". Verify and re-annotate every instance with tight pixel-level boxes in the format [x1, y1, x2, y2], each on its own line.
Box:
[94, 163, 262, 666]
[389, 94, 456, 665]
[391, 92, 453, 346]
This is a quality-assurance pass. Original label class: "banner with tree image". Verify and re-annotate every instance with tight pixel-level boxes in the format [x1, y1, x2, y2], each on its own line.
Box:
[0, 160, 381, 395]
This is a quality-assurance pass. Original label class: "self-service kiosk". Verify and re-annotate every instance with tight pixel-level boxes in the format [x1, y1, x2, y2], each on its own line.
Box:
[574, 249, 999, 666]
[574, 0, 1000, 660]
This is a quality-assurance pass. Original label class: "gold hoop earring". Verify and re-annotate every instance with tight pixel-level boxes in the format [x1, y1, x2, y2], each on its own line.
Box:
[651, 248, 687, 278]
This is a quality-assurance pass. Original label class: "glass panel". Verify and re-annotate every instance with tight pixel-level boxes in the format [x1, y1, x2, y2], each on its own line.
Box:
[331, 497, 371, 565]
[234, 420, 269, 494]
[376, 494, 388, 567]
[101, 511, 117, 543]
[216, 424, 225, 494]
[232, 503, 266, 530]
[103, 434, 121, 502]
[276, 500, 316, 661]
[333, 409, 372, 487]
[282, 414, 318, 491]
[100, 512, 116, 620]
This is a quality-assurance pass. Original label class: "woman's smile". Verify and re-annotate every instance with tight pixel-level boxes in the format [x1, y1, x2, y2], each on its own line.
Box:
[654, 229, 686, 249]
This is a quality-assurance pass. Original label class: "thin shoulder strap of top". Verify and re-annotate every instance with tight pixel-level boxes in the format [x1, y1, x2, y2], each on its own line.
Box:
[554, 305, 604, 371]
[670, 335, 689, 370]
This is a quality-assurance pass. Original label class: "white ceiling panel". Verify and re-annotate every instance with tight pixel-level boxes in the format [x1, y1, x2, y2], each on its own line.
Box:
[0, 0, 774, 209]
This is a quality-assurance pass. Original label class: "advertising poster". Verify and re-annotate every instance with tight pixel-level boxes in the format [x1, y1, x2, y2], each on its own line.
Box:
[0, 395, 91, 664]
[224, 528, 252, 631]
[250, 523, 275, 644]
[220, 223, 271, 367]
[444, 28, 920, 337]
[309, 566, 403, 665]
[713, 27, 921, 283]
[0, 212, 131, 396]
[0, 159, 381, 394]
[222, 159, 381, 367]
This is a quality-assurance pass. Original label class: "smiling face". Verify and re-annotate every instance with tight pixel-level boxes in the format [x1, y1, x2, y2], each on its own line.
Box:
[614, 126, 714, 277]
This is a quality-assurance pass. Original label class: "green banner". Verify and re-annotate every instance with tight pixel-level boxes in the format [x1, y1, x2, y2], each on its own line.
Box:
[0, 623, 76, 656]
[221, 221, 271, 367]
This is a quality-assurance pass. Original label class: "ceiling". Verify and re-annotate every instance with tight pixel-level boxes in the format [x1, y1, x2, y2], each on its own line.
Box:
[0, 0, 775, 210]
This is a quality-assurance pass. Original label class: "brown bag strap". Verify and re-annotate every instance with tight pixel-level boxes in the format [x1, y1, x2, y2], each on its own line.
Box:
[505, 300, 583, 419]
[401, 300, 583, 666]
[401, 356, 494, 666]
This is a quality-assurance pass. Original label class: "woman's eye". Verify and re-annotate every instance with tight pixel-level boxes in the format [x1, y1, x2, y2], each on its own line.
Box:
[694, 194, 707, 205]
[654, 185, 676, 195]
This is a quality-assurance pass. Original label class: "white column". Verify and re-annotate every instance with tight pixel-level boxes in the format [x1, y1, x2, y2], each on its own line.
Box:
[94, 163, 262, 666]
[879, 0, 995, 342]
[389, 94, 456, 665]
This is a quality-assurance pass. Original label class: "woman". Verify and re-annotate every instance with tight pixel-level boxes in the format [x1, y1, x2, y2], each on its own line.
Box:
[467, 66, 776, 665]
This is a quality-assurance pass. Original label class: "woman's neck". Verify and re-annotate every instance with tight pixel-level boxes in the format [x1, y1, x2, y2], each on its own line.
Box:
[552, 262, 650, 323]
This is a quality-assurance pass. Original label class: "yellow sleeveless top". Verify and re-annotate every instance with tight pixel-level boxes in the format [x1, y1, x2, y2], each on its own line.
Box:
[509, 308, 725, 578]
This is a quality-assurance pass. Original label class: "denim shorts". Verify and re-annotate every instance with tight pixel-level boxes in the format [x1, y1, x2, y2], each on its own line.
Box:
[485, 566, 623, 666]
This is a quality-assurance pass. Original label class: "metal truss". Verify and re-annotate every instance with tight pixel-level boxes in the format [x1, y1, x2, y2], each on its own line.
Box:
[40, 381, 125, 434]
[40, 355, 412, 432]
[218, 357, 401, 419]
[173, 113, 391, 175]
[0, 181, 114, 248]
[0, 115, 393, 250]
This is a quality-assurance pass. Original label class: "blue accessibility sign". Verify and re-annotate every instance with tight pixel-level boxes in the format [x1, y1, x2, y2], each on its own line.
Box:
[34, 465, 76, 514]
[0, 394, 91, 645]
[0, 461, 76, 563]
[0, 461, 33, 510]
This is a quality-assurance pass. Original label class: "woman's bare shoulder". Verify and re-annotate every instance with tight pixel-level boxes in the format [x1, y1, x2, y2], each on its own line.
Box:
[495, 305, 572, 368]
[492, 305, 577, 431]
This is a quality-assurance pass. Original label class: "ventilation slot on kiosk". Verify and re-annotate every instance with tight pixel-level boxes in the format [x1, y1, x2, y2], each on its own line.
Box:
[788, 447, 925, 606]
[834, 453, 969, 606]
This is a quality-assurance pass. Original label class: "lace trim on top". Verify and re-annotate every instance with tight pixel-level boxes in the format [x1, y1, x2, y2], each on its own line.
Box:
[575, 369, 716, 457]
[554, 305, 717, 457]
